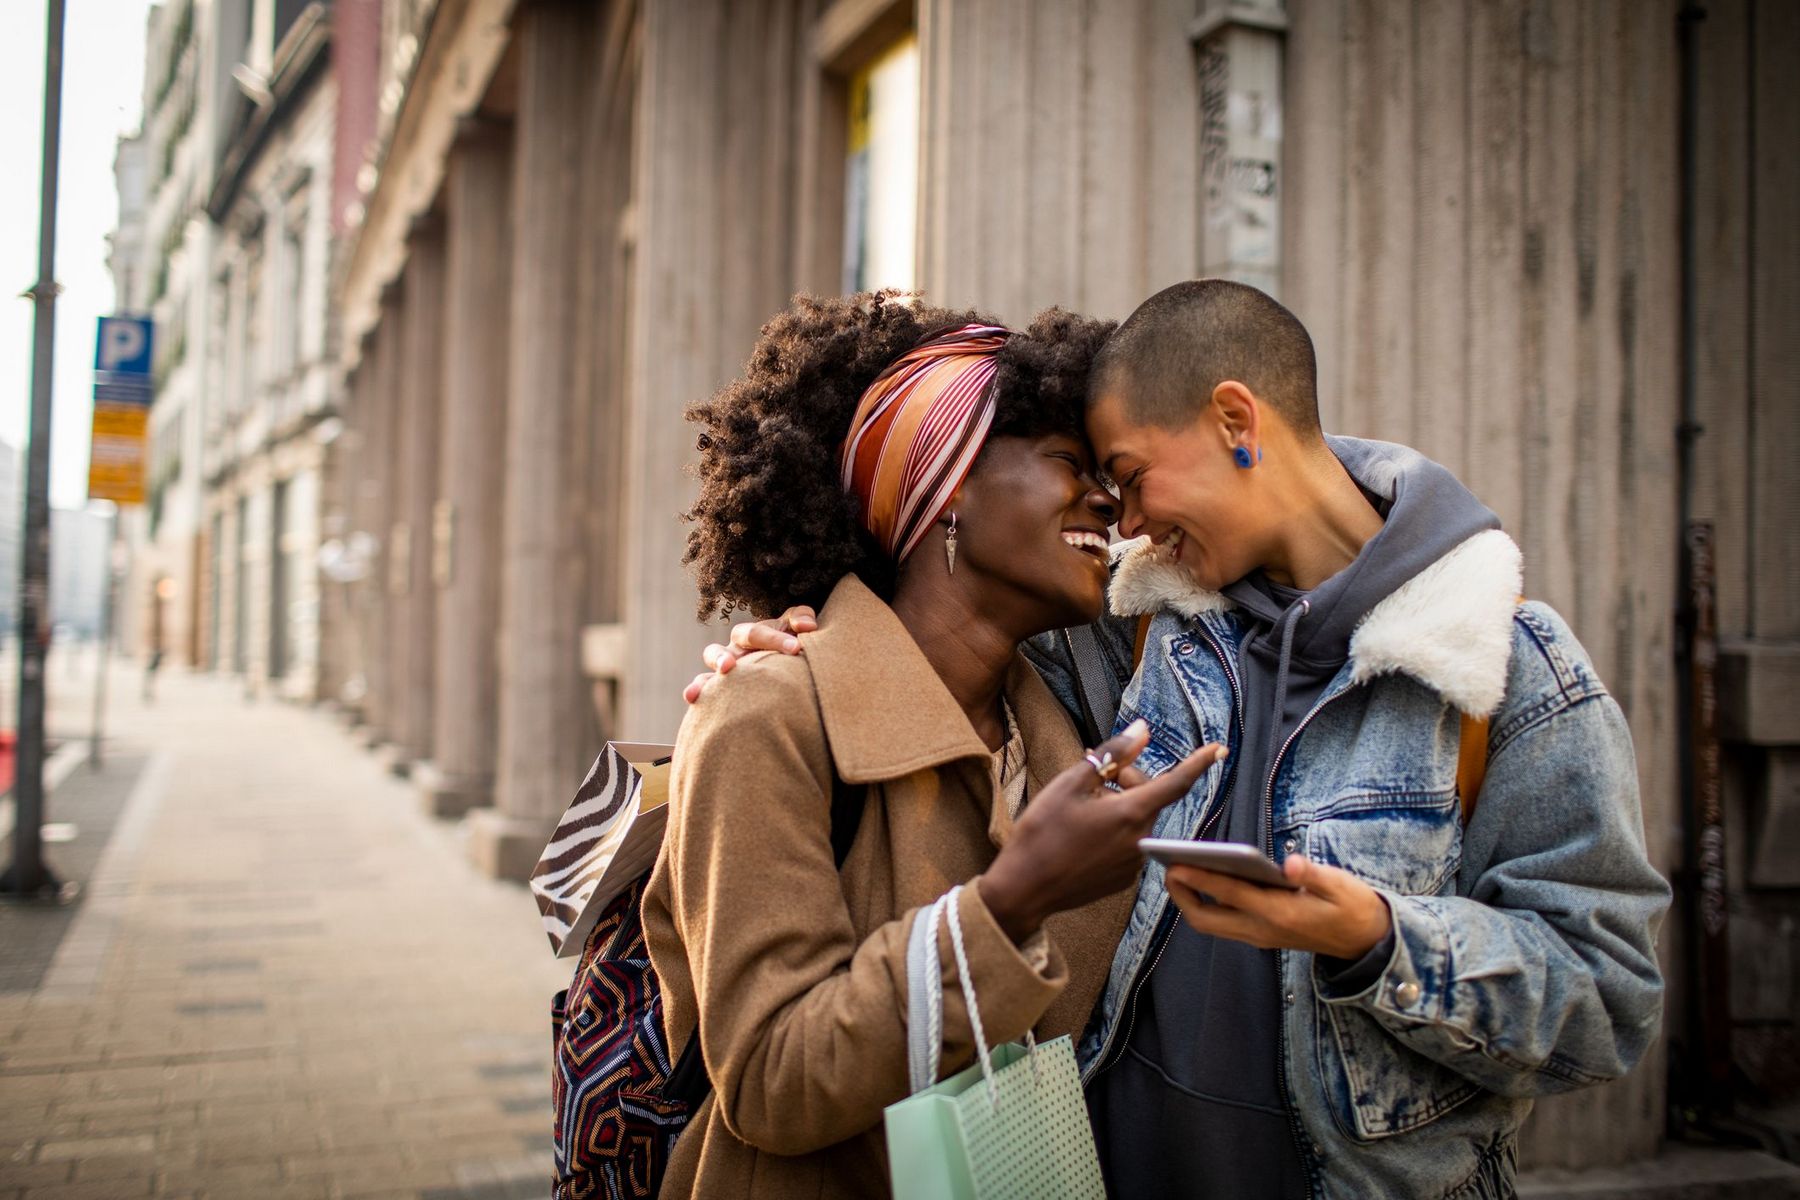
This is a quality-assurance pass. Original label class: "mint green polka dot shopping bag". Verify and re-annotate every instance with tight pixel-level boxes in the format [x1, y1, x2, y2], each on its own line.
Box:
[882, 886, 1107, 1200]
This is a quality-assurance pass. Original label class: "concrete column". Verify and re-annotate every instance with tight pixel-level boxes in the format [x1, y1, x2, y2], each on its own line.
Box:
[1193, 0, 1286, 297]
[349, 331, 380, 730]
[620, 0, 799, 742]
[381, 276, 411, 765]
[417, 118, 513, 819]
[468, 1, 598, 880]
[335, 345, 375, 721]
[392, 215, 446, 773]
[361, 285, 404, 746]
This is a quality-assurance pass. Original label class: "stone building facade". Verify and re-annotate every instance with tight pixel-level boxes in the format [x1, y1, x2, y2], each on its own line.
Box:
[328, 0, 1795, 1179]
[116, 1, 383, 702]
[200, 7, 337, 700]
[120, 0, 219, 674]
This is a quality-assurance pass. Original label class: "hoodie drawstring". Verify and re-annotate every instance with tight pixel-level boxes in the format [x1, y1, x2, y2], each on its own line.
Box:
[1265, 599, 1310, 796]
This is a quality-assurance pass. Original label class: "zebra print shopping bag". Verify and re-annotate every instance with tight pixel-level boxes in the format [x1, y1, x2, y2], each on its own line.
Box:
[529, 740, 675, 957]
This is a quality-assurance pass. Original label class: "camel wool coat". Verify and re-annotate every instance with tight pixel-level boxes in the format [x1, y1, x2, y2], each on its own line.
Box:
[641, 574, 1134, 1199]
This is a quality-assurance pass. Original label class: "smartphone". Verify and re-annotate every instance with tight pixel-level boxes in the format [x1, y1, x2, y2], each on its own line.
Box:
[1138, 838, 1299, 890]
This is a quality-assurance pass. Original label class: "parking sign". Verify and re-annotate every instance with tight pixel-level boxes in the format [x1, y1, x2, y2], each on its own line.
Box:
[89, 315, 154, 504]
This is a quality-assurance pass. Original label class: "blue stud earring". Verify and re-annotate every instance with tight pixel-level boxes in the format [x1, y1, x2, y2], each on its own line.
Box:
[1233, 446, 1256, 469]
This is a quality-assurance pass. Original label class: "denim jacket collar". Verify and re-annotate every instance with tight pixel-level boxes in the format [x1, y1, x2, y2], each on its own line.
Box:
[1108, 527, 1523, 717]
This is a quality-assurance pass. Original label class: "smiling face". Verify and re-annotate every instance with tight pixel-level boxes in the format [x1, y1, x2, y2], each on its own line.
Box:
[946, 432, 1122, 633]
[1086, 387, 1276, 593]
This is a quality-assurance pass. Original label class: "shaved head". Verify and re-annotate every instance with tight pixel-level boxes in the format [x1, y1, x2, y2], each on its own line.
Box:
[1089, 279, 1321, 437]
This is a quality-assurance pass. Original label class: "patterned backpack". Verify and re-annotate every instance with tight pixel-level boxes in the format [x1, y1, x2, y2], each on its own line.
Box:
[550, 774, 865, 1199]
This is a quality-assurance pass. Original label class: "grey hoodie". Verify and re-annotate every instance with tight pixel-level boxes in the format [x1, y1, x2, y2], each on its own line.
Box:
[1090, 441, 1501, 1199]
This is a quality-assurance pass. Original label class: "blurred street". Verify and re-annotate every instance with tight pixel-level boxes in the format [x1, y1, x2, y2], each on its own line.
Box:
[0, 652, 568, 1199]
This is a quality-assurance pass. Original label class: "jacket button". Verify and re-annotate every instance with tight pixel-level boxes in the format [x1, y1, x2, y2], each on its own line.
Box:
[1394, 981, 1421, 1009]
[1283, 837, 1297, 853]
[1284, 990, 1295, 1005]
[1176, 641, 1194, 655]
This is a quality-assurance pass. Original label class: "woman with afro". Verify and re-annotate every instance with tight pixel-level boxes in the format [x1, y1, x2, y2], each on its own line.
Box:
[634, 292, 1221, 1198]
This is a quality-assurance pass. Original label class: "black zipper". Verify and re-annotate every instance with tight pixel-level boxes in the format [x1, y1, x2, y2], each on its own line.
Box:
[1086, 626, 1243, 1083]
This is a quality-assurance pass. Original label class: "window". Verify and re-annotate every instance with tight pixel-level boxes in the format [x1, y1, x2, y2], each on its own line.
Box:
[841, 35, 919, 295]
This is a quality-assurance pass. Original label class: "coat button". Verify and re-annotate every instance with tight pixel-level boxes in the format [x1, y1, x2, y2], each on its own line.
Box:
[1284, 990, 1296, 1005]
[1176, 641, 1194, 655]
[1283, 837, 1297, 853]
[1394, 981, 1421, 1009]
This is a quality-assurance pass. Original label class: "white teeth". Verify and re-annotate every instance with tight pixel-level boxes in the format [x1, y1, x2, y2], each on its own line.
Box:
[1061, 530, 1108, 552]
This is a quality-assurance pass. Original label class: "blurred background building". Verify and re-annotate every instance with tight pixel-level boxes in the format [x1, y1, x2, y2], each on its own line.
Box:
[47, 508, 112, 639]
[0, 440, 17, 636]
[105, 0, 1799, 1183]
[108, 0, 373, 695]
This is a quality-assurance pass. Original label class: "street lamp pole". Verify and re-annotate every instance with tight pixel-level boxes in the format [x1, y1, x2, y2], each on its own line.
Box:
[2, 0, 67, 899]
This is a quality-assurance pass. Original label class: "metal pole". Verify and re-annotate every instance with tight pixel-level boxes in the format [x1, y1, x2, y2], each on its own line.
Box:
[89, 511, 118, 768]
[2, 0, 67, 899]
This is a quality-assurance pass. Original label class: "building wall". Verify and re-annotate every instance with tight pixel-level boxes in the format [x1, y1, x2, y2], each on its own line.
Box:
[0, 442, 19, 636]
[1690, 0, 1800, 1112]
[48, 510, 112, 639]
[199, 8, 339, 703]
[131, 0, 218, 672]
[916, 0, 1203, 323]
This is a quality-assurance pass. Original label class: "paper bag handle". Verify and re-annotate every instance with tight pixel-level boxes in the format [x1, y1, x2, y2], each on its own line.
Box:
[905, 885, 1038, 1109]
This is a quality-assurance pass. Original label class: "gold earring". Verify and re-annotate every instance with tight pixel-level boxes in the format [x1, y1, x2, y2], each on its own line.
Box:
[945, 512, 958, 574]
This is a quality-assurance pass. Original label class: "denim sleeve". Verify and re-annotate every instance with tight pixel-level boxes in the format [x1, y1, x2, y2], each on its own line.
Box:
[1316, 921, 1395, 996]
[1314, 687, 1670, 1099]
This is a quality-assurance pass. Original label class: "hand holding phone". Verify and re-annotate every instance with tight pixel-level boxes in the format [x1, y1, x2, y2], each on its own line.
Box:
[1139, 838, 1299, 890]
[1151, 843, 1395, 960]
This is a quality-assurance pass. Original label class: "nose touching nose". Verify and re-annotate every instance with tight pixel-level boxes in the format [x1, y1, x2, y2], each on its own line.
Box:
[1113, 498, 1146, 539]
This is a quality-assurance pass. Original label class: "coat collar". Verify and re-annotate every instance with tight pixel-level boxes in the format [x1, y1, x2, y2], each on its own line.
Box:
[1109, 528, 1523, 717]
[802, 575, 1083, 785]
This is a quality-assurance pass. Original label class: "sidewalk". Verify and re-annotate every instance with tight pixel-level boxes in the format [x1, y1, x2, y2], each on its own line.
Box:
[0, 662, 570, 1199]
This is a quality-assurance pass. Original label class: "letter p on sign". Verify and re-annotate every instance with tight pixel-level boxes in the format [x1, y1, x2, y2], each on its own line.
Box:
[96, 316, 152, 376]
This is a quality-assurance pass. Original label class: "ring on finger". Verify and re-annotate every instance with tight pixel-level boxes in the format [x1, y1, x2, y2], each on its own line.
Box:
[1083, 749, 1122, 782]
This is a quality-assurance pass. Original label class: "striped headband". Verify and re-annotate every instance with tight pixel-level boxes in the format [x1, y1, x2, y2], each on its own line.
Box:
[840, 323, 1014, 563]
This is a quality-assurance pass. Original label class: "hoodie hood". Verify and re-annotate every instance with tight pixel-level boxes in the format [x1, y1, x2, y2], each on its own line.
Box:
[1109, 435, 1523, 717]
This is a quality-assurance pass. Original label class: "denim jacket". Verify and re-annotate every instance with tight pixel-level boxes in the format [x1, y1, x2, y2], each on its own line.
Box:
[1030, 523, 1670, 1199]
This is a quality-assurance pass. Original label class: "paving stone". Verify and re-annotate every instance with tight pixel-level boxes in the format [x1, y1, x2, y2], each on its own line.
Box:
[34, 1133, 156, 1160]
[0, 1164, 71, 1189]
[20, 1180, 154, 1200]
[69, 1149, 180, 1181]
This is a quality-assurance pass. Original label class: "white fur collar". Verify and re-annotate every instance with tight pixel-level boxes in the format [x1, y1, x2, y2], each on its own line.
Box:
[1109, 529, 1522, 716]
[1107, 537, 1233, 621]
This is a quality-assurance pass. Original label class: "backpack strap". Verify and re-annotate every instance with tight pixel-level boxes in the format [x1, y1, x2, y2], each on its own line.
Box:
[1061, 615, 1157, 747]
[1060, 625, 1119, 747]
[1455, 597, 1525, 825]
[1456, 713, 1490, 825]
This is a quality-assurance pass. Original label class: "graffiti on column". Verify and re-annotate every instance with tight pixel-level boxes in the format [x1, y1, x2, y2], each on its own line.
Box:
[1197, 31, 1281, 280]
